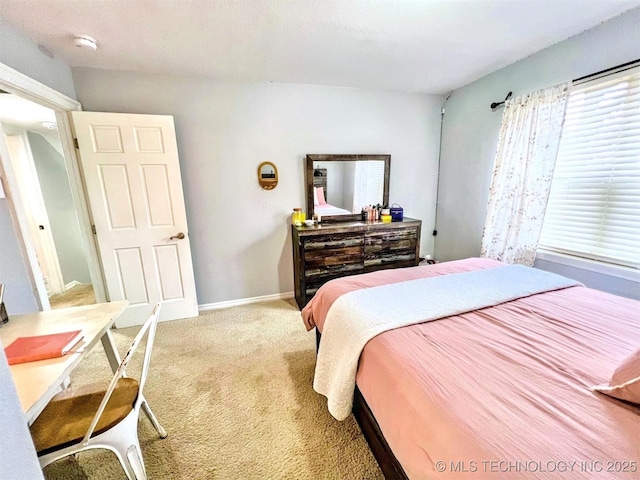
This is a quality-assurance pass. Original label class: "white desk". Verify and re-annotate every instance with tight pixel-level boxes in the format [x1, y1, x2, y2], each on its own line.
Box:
[0, 301, 128, 425]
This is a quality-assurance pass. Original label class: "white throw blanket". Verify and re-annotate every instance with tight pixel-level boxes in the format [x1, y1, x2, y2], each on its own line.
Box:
[313, 265, 582, 420]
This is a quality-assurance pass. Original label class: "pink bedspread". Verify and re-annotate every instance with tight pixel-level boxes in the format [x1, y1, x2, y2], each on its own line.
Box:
[303, 258, 640, 479]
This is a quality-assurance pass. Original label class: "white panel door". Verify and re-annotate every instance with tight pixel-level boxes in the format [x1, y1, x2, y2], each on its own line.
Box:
[71, 112, 198, 327]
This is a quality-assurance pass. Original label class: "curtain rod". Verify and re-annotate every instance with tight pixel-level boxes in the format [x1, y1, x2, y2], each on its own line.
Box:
[573, 58, 640, 85]
[490, 91, 512, 110]
[489, 58, 639, 110]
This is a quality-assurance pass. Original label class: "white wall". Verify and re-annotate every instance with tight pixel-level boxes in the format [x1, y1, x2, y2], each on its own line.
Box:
[72, 69, 442, 305]
[434, 7, 640, 298]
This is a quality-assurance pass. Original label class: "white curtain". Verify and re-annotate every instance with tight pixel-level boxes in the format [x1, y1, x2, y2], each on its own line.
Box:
[480, 83, 571, 266]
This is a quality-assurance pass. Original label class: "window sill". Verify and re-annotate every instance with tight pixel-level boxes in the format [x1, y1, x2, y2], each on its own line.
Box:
[535, 250, 639, 283]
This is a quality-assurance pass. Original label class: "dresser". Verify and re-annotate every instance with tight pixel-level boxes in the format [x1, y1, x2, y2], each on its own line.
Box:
[292, 218, 421, 309]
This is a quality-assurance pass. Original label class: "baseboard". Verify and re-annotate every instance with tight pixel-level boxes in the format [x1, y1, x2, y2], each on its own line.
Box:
[198, 291, 295, 312]
[64, 280, 82, 291]
[111, 292, 296, 329]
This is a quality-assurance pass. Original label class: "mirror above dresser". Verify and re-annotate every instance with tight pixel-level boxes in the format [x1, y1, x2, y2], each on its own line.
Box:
[293, 153, 421, 309]
[305, 154, 390, 223]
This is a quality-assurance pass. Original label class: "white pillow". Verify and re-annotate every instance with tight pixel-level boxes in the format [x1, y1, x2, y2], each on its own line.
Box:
[593, 346, 640, 405]
[313, 187, 319, 206]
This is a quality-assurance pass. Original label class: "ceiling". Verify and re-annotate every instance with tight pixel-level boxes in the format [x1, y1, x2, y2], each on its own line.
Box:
[1, 0, 639, 96]
[0, 92, 60, 139]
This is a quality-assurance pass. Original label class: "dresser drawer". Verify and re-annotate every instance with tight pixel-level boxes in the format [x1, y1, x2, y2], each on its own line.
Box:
[304, 245, 363, 267]
[303, 233, 363, 252]
[304, 263, 364, 297]
[364, 227, 417, 267]
[304, 251, 363, 286]
[303, 232, 364, 279]
[292, 219, 421, 309]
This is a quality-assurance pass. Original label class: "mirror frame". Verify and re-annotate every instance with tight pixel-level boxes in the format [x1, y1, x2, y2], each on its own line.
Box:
[305, 154, 390, 223]
[258, 161, 278, 190]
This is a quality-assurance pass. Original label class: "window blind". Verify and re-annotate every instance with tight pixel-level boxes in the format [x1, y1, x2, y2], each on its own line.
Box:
[538, 66, 640, 269]
[356, 161, 385, 206]
[365, 161, 385, 205]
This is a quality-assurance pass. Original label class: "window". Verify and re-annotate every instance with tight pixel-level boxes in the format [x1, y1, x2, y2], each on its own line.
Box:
[539, 66, 640, 269]
[351, 160, 385, 211]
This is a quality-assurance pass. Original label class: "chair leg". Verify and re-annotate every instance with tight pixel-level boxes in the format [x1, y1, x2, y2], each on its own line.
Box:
[140, 395, 168, 438]
[112, 447, 137, 480]
[108, 430, 147, 480]
[95, 410, 149, 479]
[126, 443, 147, 480]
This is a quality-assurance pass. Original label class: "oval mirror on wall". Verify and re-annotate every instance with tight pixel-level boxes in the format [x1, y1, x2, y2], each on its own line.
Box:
[258, 161, 278, 190]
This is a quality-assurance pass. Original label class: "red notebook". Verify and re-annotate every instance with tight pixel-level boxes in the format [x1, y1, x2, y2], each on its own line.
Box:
[4, 330, 84, 365]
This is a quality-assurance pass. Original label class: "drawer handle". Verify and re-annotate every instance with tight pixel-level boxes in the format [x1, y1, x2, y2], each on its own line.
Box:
[324, 265, 344, 270]
[305, 242, 349, 249]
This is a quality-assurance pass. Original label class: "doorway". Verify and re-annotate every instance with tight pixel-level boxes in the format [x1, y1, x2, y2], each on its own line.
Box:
[0, 62, 107, 312]
[0, 93, 95, 309]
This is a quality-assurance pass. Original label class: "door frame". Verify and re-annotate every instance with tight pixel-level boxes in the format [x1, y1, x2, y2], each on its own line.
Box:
[0, 62, 107, 308]
[3, 131, 66, 295]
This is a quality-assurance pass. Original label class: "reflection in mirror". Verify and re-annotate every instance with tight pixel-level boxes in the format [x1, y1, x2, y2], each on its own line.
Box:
[306, 154, 390, 222]
[312, 161, 385, 213]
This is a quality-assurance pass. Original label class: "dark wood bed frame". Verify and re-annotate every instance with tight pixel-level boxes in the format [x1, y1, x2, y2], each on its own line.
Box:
[316, 329, 409, 480]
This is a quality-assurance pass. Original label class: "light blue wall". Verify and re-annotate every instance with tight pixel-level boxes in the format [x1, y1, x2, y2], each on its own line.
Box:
[0, 18, 78, 315]
[72, 69, 443, 305]
[28, 132, 91, 285]
[0, 18, 75, 314]
[0, 17, 76, 99]
[535, 257, 638, 300]
[0, 201, 38, 313]
[0, 348, 43, 479]
[434, 8, 640, 297]
[0, 19, 78, 478]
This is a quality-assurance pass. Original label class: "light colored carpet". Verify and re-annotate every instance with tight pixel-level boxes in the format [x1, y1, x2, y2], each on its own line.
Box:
[49, 284, 96, 309]
[43, 299, 383, 479]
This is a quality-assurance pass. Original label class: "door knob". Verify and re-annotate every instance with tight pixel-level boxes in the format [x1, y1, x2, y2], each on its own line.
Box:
[170, 232, 185, 240]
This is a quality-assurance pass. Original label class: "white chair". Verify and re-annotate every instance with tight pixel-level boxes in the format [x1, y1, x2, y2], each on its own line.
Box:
[29, 303, 165, 480]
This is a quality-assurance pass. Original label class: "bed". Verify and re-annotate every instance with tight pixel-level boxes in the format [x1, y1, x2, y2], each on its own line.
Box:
[301, 258, 640, 479]
[313, 184, 353, 216]
[314, 203, 352, 216]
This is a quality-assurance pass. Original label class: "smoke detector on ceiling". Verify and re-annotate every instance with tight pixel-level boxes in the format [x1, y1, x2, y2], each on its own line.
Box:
[73, 35, 97, 51]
